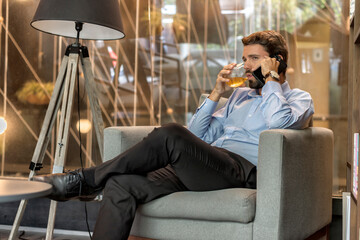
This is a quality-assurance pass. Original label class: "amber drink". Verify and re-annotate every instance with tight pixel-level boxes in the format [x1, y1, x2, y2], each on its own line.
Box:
[227, 63, 247, 88]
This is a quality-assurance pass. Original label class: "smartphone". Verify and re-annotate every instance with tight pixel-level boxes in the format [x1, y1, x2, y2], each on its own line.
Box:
[252, 55, 287, 87]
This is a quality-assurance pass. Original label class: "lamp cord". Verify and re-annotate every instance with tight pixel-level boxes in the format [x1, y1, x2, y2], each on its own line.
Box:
[77, 61, 93, 240]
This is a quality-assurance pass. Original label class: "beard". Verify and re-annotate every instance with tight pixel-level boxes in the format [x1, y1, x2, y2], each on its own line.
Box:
[248, 78, 263, 89]
[246, 70, 263, 89]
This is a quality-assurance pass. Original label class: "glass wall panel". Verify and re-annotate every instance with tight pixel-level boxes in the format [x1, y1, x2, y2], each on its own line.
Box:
[0, 0, 349, 195]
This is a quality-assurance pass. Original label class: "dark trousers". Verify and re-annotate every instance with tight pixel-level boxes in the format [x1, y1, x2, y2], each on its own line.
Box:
[83, 123, 256, 240]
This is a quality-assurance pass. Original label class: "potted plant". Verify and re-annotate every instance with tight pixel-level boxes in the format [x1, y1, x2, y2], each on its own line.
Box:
[141, 9, 163, 36]
[172, 13, 188, 41]
[16, 80, 54, 105]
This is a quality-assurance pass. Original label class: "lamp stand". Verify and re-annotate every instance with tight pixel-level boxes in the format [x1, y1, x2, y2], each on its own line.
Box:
[9, 43, 104, 240]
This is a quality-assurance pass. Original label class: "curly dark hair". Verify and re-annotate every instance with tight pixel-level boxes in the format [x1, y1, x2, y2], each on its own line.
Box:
[242, 30, 288, 64]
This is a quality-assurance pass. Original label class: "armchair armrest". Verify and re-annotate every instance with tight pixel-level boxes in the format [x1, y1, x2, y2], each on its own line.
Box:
[104, 126, 157, 161]
[254, 127, 333, 240]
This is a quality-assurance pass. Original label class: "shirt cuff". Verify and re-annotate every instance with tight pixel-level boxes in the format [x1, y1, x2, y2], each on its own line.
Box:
[197, 97, 218, 114]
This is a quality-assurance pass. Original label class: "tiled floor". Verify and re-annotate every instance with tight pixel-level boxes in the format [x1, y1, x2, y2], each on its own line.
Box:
[0, 225, 91, 240]
[0, 225, 153, 240]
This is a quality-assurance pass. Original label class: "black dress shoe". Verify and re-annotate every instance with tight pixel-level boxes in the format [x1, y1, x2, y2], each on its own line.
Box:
[31, 169, 101, 202]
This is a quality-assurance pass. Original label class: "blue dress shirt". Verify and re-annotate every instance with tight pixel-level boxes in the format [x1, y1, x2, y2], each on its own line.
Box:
[188, 81, 314, 166]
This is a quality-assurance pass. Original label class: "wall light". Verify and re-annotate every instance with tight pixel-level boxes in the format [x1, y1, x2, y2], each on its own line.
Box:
[0, 117, 7, 134]
[76, 119, 92, 134]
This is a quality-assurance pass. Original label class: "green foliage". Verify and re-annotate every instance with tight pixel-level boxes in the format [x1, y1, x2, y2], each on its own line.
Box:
[163, 0, 175, 5]
[172, 13, 188, 40]
[253, 0, 344, 33]
[16, 80, 54, 104]
[140, 7, 189, 41]
[141, 9, 163, 36]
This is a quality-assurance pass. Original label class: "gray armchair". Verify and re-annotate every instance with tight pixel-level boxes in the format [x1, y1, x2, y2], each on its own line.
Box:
[103, 96, 333, 240]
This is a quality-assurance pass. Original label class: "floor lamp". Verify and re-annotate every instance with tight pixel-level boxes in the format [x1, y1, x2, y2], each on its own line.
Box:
[9, 0, 125, 239]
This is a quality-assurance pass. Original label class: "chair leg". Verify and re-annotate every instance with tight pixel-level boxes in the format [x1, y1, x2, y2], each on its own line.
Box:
[304, 224, 329, 240]
[128, 236, 154, 240]
[326, 224, 330, 240]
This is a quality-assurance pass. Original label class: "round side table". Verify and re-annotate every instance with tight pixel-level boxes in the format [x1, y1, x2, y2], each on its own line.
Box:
[0, 179, 52, 203]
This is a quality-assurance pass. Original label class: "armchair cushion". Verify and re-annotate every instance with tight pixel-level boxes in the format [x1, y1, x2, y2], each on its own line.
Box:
[137, 188, 256, 223]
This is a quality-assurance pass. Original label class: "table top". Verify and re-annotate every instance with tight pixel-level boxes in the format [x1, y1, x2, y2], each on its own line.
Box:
[0, 179, 52, 203]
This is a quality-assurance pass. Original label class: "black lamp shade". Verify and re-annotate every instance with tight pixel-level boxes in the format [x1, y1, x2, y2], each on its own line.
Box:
[31, 0, 125, 40]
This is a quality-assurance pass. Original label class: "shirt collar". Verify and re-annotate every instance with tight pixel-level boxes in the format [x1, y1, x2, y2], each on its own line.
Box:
[247, 89, 260, 99]
[246, 81, 291, 99]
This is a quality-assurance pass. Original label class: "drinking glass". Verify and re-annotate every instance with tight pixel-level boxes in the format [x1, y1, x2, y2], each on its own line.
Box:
[226, 62, 248, 88]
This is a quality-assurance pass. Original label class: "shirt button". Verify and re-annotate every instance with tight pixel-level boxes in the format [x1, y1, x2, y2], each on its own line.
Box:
[249, 114, 252, 117]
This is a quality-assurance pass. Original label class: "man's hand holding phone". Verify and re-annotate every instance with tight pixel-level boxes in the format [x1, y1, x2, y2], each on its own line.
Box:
[251, 55, 287, 87]
[260, 56, 280, 82]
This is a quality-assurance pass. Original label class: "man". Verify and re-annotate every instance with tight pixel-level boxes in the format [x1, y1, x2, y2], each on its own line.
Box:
[33, 30, 314, 240]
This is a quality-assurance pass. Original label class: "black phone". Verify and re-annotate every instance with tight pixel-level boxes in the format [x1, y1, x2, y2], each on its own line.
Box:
[252, 55, 287, 87]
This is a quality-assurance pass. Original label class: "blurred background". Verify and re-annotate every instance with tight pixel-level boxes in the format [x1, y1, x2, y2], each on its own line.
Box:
[0, 0, 350, 197]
